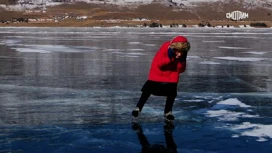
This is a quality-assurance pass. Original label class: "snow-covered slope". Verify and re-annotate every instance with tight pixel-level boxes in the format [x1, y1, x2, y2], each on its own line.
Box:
[1, 0, 272, 11]
[8, 0, 272, 7]
[78, 0, 272, 7]
[84, 0, 272, 8]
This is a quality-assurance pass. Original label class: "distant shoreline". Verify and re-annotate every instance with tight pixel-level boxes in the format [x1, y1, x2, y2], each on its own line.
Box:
[0, 19, 272, 28]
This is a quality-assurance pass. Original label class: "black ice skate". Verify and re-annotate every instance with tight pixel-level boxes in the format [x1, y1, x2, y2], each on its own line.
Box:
[164, 111, 175, 124]
[131, 107, 140, 123]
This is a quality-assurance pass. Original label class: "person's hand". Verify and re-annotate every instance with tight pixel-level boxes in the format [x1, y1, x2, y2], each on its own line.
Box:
[177, 51, 187, 63]
[168, 48, 175, 59]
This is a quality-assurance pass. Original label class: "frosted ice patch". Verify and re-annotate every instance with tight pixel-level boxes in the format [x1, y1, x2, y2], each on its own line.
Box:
[204, 98, 256, 121]
[144, 44, 156, 47]
[127, 49, 144, 51]
[141, 107, 162, 115]
[12, 44, 96, 53]
[116, 55, 139, 58]
[230, 122, 272, 141]
[183, 99, 204, 102]
[216, 98, 251, 108]
[242, 51, 267, 55]
[102, 49, 120, 52]
[203, 40, 225, 43]
[12, 48, 51, 53]
[206, 109, 258, 121]
[128, 42, 141, 45]
[214, 56, 264, 62]
[126, 52, 147, 55]
[0, 39, 21, 46]
[232, 134, 240, 138]
[218, 46, 249, 50]
[111, 51, 123, 54]
[200, 61, 221, 65]
[188, 56, 201, 58]
[112, 52, 147, 56]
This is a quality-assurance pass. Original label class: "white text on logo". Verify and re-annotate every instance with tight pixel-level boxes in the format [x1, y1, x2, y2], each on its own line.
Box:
[226, 11, 249, 21]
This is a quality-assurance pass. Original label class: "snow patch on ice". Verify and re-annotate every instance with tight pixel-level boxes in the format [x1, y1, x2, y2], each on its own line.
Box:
[143, 44, 156, 47]
[112, 52, 147, 56]
[126, 52, 147, 55]
[183, 99, 205, 102]
[128, 42, 142, 45]
[12, 44, 97, 53]
[188, 56, 201, 59]
[214, 56, 265, 62]
[204, 98, 253, 121]
[242, 51, 267, 55]
[13, 48, 51, 53]
[215, 98, 251, 108]
[205, 110, 256, 121]
[218, 46, 249, 50]
[200, 61, 221, 65]
[116, 55, 139, 58]
[0, 39, 21, 45]
[102, 49, 121, 52]
[203, 40, 225, 43]
[230, 122, 272, 141]
[201, 98, 272, 141]
[127, 49, 144, 51]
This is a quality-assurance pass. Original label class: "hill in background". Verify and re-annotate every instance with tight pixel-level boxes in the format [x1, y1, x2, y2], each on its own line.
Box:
[0, 0, 272, 27]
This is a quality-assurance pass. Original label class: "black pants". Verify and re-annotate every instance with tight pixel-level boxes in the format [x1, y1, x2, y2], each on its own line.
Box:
[136, 80, 177, 114]
[136, 92, 176, 114]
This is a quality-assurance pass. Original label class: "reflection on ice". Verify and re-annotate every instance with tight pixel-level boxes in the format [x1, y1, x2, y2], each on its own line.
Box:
[132, 123, 177, 153]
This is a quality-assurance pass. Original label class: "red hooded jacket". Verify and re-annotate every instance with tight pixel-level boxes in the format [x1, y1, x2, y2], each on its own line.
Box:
[148, 36, 188, 83]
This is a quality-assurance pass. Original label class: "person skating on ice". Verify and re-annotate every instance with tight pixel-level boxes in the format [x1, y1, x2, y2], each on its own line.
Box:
[132, 36, 190, 122]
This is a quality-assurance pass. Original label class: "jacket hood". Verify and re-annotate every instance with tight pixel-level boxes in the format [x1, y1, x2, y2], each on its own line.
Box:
[170, 36, 188, 43]
[169, 36, 190, 51]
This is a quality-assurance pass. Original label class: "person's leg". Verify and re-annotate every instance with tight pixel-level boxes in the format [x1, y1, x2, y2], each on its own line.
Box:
[164, 93, 176, 120]
[164, 93, 176, 114]
[132, 92, 151, 117]
[137, 92, 151, 111]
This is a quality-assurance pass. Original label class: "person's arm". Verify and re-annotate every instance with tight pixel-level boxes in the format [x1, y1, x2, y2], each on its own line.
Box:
[178, 62, 186, 73]
[177, 51, 187, 73]
[154, 43, 175, 69]
[177, 51, 187, 63]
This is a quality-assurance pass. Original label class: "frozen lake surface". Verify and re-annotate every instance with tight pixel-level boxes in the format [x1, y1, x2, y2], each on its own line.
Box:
[0, 27, 272, 153]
